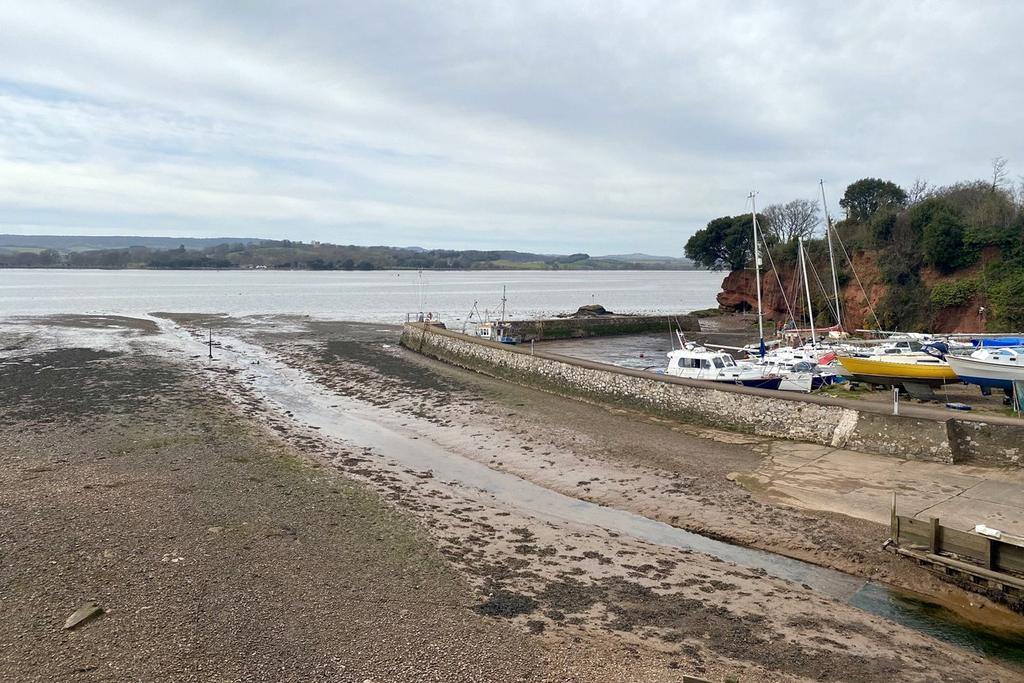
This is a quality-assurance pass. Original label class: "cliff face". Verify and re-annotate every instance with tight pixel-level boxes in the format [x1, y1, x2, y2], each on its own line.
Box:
[717, 262, 889, 332]
[715, 251, 989, 333]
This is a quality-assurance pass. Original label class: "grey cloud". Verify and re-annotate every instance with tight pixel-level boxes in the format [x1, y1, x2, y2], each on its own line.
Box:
[0, 0, 1021, 253]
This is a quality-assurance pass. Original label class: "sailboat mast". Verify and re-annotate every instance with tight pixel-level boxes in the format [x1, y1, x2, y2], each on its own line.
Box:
[798, 237, 817, 344]
[749, 192, 764, 344]
[820, 180, 841, 329]
[500, 285, 507, 324]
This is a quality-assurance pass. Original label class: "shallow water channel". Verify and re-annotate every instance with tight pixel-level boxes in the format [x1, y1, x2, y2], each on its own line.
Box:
[203, 332, 1024, 668]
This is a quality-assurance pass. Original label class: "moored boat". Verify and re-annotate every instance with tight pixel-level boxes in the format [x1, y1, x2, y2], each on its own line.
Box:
[946, 348, 1024, 393]
[666, 343, 782, 390]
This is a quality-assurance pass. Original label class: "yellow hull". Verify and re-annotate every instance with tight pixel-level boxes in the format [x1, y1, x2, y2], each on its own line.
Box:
[837, 355, 959, 384]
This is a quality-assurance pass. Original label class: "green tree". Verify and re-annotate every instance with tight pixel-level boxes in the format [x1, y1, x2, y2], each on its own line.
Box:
[684, 214, 762, 271]
[839, 178, 908, 223]
[922, 212, 969, 273]
[911, 198, 975, 273]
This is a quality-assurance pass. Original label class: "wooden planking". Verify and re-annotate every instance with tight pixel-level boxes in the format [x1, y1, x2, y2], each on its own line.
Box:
[998, 542, 1024, 574]
[896, 514, 1024, 575]
[941, 527, 989, 560]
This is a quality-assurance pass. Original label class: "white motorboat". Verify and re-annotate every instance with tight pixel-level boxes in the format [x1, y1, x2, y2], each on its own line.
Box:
[946, 347, 1024, 394]
[665, 343, 782, 390]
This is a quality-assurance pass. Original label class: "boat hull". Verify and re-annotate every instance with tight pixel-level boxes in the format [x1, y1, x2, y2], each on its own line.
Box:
[713, 377, 783, 390]
[837, 356, 959, 387]
[946, 355, 1024, 391]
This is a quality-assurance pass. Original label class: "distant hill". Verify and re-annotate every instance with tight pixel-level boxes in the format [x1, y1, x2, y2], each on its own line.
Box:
[597, 253, 693, 266]
[0, 234, 260, 252]
[0, 235, 697, 271]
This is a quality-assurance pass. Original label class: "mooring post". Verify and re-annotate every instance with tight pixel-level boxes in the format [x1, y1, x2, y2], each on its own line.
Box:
[892, 386, 900, 415]
[531, 339, 535, 356]
[890, 492, 897, 542]
[208, 326, 213, 360]
[929, 516, 940, 554]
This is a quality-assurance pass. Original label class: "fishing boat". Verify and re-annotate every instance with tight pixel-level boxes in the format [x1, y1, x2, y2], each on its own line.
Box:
[468, 285, 521, 344]
[665, 343, 782, 389]
[836, 352, 959, 387]
[946, 348, 1024, 393]
[475, 321, 520, 344]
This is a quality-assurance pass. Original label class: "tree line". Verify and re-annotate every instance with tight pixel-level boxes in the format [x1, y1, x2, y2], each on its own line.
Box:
[0, 240, 693, 271]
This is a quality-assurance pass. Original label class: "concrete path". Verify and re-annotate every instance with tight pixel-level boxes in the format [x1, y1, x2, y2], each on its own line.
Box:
[735, 442, 1024, 537]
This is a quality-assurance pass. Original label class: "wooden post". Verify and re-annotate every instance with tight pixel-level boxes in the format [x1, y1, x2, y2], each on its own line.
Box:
[929, 517, 940, 554]
[890, 492, 897, 541]
[985, 538, 997, 571]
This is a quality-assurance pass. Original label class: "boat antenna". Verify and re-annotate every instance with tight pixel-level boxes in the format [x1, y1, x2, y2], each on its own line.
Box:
[820, 180, 843, 330]
[749, 192, 765, 354]
[798, 237, 818, 344]
[462, 300, 479, 334]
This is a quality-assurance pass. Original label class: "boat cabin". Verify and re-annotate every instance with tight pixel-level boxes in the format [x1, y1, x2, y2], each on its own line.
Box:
[666, 345, 737, 373]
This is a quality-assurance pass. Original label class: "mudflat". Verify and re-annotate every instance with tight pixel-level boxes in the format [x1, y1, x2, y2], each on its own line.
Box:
[2, 314, 1022, 682]
[0, 346, 560, 682]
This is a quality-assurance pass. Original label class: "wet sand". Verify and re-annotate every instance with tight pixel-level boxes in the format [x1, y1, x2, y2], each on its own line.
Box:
[2, 314, 1022, 682]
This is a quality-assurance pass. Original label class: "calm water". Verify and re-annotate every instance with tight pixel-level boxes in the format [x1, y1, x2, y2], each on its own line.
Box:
[0, 269, 722, 322]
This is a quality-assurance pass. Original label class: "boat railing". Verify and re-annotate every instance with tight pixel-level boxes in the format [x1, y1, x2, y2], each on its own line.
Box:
[405, 311, 443, 324]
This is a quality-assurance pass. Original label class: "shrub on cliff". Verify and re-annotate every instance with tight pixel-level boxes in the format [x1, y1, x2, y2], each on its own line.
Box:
[929, 279, 979, 307]
[987, 271, 1024, 330]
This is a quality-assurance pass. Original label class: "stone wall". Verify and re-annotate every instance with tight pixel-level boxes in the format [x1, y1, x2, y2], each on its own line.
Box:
[506, 313, 700, 342]
[410, 324, 1023, 464]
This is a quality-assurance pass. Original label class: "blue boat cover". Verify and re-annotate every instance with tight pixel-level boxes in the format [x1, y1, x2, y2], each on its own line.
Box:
[971, 337, 1024, 348]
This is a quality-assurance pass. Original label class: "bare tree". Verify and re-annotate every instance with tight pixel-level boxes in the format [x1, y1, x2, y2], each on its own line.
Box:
[907, 178, 933, 205]
[991, 156, 1009, 191]
[762, 199, 820, 243]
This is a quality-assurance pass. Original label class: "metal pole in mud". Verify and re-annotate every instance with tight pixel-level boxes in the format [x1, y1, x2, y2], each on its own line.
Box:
[208, 327, 213, 360]
[892, 387, 899, 415]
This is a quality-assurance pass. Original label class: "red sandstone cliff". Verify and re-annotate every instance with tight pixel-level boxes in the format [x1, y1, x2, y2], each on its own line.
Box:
[715, 251, 989, 333]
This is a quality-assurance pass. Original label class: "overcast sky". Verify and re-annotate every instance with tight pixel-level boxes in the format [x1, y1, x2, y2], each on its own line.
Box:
[1, 1, 1022, 255]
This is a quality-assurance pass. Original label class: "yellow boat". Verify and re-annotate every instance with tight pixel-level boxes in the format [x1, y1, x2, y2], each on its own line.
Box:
[837, 354, 959, 387]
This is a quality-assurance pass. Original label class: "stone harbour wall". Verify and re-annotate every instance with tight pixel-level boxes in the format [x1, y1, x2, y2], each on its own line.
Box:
[401, 323, 1021, 466]
[507, 313, 701, 342]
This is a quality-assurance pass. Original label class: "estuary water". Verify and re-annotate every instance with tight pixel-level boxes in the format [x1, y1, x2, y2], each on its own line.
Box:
[0, 269, 722, 323]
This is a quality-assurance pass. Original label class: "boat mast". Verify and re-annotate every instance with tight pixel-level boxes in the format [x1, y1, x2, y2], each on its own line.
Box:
[798, 237, 817, 344]
[749, 192, 764, 346]
[500, 285, 507, 324]
[820, 180, 842, 329]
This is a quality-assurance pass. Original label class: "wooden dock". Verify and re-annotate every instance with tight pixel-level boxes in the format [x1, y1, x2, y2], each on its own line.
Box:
[889, 495, 1024, 609]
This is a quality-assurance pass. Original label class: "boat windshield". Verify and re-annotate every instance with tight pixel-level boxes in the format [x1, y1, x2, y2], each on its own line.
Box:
[712, 357, 724, 368]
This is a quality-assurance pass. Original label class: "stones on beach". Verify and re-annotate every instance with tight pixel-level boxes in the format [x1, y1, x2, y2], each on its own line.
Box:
[64, 601, 104, 630]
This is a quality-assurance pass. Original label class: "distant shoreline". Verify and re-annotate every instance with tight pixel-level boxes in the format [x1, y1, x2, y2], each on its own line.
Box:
[0, 265, 700, 272]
